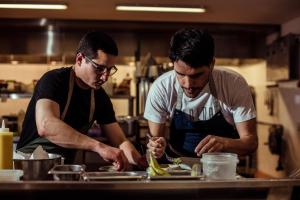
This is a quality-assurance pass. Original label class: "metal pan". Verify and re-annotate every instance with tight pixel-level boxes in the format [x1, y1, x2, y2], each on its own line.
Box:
[83, 171, 147, 181]
[48, 164, 85, 181]
[148, 170, 204, 180]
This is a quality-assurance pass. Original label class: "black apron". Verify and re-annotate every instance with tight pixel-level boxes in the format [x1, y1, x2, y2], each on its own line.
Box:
[17, 68, 95, 162]
[167, 75, 239, 157]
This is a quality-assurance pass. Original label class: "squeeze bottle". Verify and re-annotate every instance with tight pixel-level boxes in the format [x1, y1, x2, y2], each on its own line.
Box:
[0, 120, 13, 169]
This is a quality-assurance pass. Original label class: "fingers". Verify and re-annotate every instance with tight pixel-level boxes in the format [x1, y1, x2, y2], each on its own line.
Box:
[195, 135, 224, 156]
[113, 150, 129, 171]
[99, 145, 129, 171]
[147, 137, 166, 158]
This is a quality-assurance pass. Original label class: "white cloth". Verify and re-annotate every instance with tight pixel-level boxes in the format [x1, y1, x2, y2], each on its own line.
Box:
[144, 67, 256, 126]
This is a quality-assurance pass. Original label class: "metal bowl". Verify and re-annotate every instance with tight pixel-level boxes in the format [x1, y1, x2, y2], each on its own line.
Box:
[13, 153, 62, 180]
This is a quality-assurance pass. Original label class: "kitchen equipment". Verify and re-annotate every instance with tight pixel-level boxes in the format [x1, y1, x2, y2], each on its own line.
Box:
[98, 165, 116, 172]
[0, 169, 23, 181]
[148, 170, 203, 180]
[200, 152, 239, 180]
[13, 153, 62, 180]
[48, 164, 85, 181]
[83, 171, 147, 181]
[267, 124, 284, 170]
[117, 115, 139, 138]
[266, 34, 300, 81]
[136, 77, 152, 115]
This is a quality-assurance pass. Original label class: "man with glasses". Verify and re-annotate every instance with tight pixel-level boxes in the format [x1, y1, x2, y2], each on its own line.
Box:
[17, 31, 145, 171]
[144, 28, 258, 161]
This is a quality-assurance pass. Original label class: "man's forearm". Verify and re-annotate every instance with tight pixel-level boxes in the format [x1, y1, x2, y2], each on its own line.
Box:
[148, 121, 166, 137]
[224, 136, 258, 155]
[38, 116, 101, 151]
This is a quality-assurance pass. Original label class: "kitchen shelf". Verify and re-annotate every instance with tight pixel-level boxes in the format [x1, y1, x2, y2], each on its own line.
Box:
[0, 92, 32, 100]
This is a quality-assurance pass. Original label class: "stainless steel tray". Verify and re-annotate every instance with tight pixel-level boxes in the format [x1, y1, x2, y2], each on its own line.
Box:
[48, 164, 85, 181]
[98, 165, 116, 172]
[148, 170, 204, 180]
[83, 171, 147, 181]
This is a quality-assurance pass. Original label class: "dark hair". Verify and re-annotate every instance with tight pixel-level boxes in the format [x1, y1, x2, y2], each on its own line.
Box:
[169, 27, 214, 68]
[76, 31, 118, 59]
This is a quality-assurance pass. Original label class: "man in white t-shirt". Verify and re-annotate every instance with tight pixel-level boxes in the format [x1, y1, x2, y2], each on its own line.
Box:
[144, 28, 258, 159]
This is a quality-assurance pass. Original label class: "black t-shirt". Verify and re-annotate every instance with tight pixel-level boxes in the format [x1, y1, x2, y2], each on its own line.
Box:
[17, 67, 116, 160]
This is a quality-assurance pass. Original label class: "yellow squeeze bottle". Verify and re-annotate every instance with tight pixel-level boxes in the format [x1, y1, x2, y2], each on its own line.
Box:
[0, 120, 13, 169]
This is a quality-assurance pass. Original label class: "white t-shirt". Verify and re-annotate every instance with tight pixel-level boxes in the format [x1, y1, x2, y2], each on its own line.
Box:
[144, 67, 256, 126]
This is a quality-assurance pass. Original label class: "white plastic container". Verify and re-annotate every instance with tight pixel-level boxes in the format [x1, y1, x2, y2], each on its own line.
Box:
[200, 152, 239, 180]
[0, 169, 23, 181]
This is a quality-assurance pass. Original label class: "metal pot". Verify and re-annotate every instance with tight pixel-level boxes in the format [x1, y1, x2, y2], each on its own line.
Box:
[117, 116, 139, 137]
[13, 153, 63, 180]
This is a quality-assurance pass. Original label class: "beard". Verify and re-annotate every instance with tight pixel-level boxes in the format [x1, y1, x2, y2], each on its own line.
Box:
[182, 87, 201, 98]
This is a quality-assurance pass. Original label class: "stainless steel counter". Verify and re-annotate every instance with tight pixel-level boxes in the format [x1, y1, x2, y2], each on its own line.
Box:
[0, 178, 299, 200]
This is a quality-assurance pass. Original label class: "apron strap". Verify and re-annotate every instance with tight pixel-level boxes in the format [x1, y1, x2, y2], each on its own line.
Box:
[61, 67, 95, 123]
[175, 86, 184, 110]
[89, 89, 95, 123]
[208, 72, 221, 112]
[61, 67, 75, 120]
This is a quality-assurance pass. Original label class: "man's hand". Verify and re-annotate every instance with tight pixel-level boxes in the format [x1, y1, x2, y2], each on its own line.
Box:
[95, 143, 130, 171]
[194, 135, 226, 156]
[147, 136, 166, 159]
[136, 155, 148, 170]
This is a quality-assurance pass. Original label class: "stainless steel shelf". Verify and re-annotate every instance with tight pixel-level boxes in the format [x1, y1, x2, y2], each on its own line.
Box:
[0, 92, 32, 100]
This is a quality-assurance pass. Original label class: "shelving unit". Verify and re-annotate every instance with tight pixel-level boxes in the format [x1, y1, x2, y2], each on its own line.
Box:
[0, 92, 32, 101]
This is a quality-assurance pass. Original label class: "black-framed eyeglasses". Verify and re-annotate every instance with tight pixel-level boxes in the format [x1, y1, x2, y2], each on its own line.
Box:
[85, 56, 118, 76]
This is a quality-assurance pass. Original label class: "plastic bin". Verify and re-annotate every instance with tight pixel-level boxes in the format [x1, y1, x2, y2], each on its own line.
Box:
[200, 152, 239, 180]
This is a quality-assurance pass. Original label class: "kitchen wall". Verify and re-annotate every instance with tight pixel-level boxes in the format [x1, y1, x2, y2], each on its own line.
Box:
[224, 62, 286, 178]
[0, 63, 136, 117]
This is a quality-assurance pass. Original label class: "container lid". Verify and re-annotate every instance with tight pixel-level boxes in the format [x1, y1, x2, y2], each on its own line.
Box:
[200, 152, 239, 163]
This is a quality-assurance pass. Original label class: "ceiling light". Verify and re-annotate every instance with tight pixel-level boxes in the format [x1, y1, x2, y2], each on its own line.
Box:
[0, 3, 67, 10]
[116, 5, 205, 13]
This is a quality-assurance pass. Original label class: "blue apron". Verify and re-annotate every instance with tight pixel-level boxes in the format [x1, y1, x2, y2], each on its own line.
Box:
[167, 75, 239, 157]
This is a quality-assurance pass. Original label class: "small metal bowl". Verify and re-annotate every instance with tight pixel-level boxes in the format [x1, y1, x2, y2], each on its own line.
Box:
[48, 164, 85, 181]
